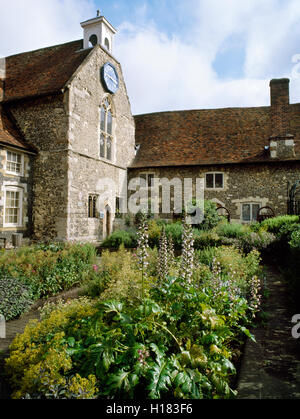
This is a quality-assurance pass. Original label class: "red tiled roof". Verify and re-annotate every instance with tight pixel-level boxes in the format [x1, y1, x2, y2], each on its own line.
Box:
[2, 40, 91, 103]
[132, 106, 300, 168]
[0, 106, 34, 152]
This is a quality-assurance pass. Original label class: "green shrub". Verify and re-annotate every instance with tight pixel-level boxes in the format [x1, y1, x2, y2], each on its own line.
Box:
[195, 247, 217, 266]
[0, 243, 97, 312]
[260, 215, 299, 235]
[148, 220, 161, 248]
[193, 231, 222, 249]
[101, 230, 137, 249]
[289, 227, 300, 250]
[81, 271, 110, 299]
[0, 277, 34, 321]
[190, 200, 220, 231]
[217, 222, 250, 239]
[236, 230, 276, 254]
[165, 222, 183, 250]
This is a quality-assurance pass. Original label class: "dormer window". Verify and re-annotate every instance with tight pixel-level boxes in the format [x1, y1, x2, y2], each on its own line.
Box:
[100, 96, 114, 161]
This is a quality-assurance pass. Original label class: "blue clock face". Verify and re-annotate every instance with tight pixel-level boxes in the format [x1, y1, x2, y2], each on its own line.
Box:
[101, 63, 119, 94]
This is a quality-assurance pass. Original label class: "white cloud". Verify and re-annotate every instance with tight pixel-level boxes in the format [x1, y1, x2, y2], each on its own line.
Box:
[1, 0, 300, 114]
[116, 20, 270, 114]
[0, 0, 96, 57]
[117, 0, 300, 114]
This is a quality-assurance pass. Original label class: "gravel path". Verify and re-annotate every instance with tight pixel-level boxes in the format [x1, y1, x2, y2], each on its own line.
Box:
[236, 266, 300, 399]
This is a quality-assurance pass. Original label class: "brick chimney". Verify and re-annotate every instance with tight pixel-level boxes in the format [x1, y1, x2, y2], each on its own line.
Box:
[269, 78, 295, 159]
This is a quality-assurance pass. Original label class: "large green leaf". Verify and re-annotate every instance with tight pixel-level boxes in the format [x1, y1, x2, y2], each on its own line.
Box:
[147, 361, 172, 399]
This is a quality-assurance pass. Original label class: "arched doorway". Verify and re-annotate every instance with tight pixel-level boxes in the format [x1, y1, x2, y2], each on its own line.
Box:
[105, 205, 111, 238]
[216, 206, 231, 223]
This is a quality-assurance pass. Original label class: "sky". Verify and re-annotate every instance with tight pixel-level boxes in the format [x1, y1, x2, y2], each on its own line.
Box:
[1, 0, 300, 115]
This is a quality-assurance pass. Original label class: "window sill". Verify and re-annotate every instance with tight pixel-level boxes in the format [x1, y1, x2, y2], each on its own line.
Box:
[3, 225, 24, 229]
[99, 157, 114, 164]
[5, 171, 24, 177]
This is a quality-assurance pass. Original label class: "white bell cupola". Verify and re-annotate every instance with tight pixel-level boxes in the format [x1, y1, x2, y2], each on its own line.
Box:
[81, 10, 117, 54]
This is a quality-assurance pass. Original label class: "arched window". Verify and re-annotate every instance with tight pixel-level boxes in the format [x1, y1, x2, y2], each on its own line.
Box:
[89, 34, 98, 47]
[88, 195, 98, 218]
[100, 96, 114, 161]
[104, 38, 110, 51]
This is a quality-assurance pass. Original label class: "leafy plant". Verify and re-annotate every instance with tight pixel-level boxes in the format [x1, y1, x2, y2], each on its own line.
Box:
[5, 227, 263, 400]
[0, 276, 33, 321]
[0, 243, 97, 319]
[101, 230, 137, 249]
[260, 215, 299, 235]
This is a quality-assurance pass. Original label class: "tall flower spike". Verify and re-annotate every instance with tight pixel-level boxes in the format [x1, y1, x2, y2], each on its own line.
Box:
[167, 235, 175, 266]
[180, 219, 195, 286]
[137, 213, 149, 274]
[136, 212, 149, 304]
[157, 226, 169, 283]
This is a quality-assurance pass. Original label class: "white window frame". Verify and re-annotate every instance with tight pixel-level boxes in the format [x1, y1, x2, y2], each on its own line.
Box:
[241, 203, 261, 223]
[5, 150, 24, 177]
[3, 186, 23, 228]
[205, 172, 224, 190]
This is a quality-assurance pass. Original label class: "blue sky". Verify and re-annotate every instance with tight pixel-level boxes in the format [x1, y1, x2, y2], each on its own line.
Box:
[1, 0, 300, 114]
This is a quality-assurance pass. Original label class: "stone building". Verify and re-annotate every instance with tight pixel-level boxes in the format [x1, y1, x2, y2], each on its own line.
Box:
[0, 13, 135, 244]
[1, 13, 300, 245]
[131, 78, 300, 223]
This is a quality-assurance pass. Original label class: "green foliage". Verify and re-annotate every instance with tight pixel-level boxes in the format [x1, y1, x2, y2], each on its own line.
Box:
[0, 243, 97, 319]
[260, 215, 299, 235]
[101, 230, 137, 249]
[165, 222, 183, 250]
[217, 222, 250, 239]
[193, 231, 222, 250]
[289, 227, 300, 249]
[6, 236, 262, 400]
[235, 230, 276, 254]
[83, 246, 146, 303]
[0, 277, 34, 321]
[148, 220, 162, 248]
[195, 247, 217, 267]
[195, 200, 220, 231]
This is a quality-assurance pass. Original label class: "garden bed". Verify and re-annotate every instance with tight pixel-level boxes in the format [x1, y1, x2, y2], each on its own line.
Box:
[2, 210, 300, 400]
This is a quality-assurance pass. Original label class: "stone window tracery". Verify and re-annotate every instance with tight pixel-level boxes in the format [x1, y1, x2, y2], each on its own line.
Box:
[100, 96, 114, 161]
[88, 195, 98, 218]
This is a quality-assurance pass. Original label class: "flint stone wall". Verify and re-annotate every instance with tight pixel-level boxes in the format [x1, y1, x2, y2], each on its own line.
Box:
[129, 161, 300, 222]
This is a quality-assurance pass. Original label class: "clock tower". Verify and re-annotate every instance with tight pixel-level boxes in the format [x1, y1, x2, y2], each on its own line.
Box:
[81, 11, 117, 54]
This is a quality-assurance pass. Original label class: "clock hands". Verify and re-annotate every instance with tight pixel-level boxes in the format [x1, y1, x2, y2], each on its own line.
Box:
[105, 73, 118, 86]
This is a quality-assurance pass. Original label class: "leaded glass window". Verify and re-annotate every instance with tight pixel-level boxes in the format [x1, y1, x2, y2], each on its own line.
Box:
[100, 97, 114, 161]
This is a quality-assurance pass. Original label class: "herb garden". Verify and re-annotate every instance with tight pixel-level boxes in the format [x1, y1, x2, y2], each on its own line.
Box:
[1, 202, 300, 399]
